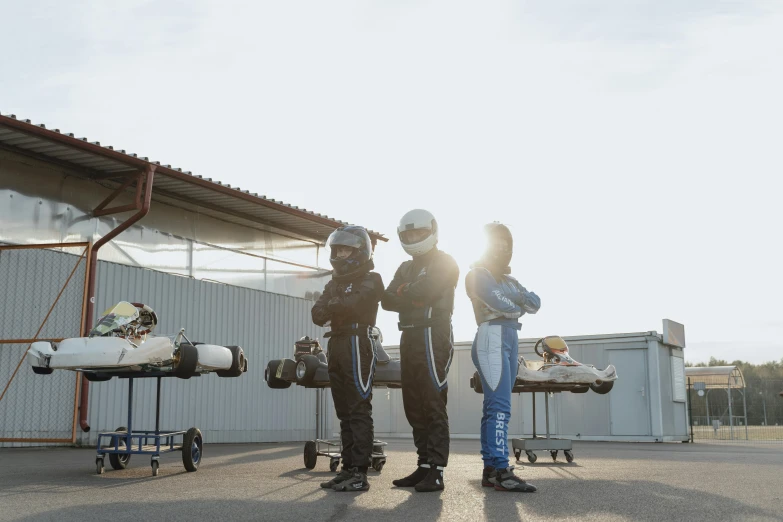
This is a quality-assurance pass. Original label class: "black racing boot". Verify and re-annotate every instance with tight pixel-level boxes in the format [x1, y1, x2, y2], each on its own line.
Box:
[320, 466, 354, 489]
[493, 466, 537, 493]
[392, 463, 430, 487]
[482, 466, 497, 487]
[414, 466, 445, 492]
[332, 468, 370, 492]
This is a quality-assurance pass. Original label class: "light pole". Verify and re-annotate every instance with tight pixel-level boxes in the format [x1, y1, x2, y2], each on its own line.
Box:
[760, 391, 768, 426]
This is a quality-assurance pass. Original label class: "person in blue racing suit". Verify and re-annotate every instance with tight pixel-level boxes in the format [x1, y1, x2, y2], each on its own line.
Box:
[466, 222, 540, 492]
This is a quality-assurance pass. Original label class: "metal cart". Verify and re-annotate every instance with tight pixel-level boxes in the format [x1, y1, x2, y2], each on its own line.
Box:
[302, 388, 387, 472]
[511, 385, 577, 464]
[95, 373, 203, 477]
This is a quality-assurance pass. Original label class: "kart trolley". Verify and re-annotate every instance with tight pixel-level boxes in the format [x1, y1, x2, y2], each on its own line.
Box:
[94, 372, 203, 477]
[510, 383, 576, 464]
[303, 387, 388, 473]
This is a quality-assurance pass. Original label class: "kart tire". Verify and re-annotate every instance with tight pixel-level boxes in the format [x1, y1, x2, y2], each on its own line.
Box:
[174, 344, 199, 379]
[182, 427, 203, 472]
[471, 372, 484, 394]
[295, 355, 320, 387]
[216, 346, 245, 378]
[31, 366, 53, 375]
[108, 427, 131, 470]
[84, 372, 112, 382]
[570, 386, 589, 394]
[590, 381, 614, 394]
[265, 361, 292, 389]
[304, 441, 317, 470]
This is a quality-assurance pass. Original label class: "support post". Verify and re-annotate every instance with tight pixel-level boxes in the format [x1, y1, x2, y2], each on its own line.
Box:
[532, 392, 537, 439]
[545, 392, 551, 439]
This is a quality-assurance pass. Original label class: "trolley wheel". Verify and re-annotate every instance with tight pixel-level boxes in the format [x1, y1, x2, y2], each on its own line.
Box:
[304, 441, 317, 470]
[151, 460, 159, 477]
[551, 450, 558, 461]
[108, 427, 131, 470]
[564, 450, 574, 463]
[514, 449, 522, 461]
[329, 459, 340, 472]
[96, 458, 104, 475]
[526, 451, 537, 464]
[182, 427, 203, 472]
[372, 458, 386, 473]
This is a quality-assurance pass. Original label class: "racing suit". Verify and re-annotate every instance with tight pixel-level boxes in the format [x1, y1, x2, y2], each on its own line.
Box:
[381, 248, 459, 467]
[466, 266, 540, 469]
[312, 270, 385, 470]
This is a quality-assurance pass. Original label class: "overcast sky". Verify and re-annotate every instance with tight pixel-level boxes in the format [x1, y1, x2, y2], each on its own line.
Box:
[2, 1, 781, 364]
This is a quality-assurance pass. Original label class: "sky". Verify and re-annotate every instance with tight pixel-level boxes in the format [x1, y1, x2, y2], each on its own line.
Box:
[1, 1, 781, 364]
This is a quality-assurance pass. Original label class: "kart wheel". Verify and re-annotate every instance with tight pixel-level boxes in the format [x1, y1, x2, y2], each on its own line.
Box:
[372, 458, 386, 473]
[84, 372, 112, 382]
[551, 450, 558, 462]
[471, 372, 484, 394]
[304, 441, 317, 470]
[182, 427, 203, 472]
[216, 346, 245, 377]
[570, 386, 589, 394]
[174, 344, 199, 379]
[514, 449, 522, 461]
[265, 361, 291, 389]
[108, 427, 131, 470]
[329, 459, 340, 472]
[32, 366, 53, 375]
[526, 451, 537, 464]
[151, 460, 159, 477]
[96, 458, 104, 475]
[295, 355, 320, 387]
[590, 381, 614, 394]
[564, 450, 574, 463]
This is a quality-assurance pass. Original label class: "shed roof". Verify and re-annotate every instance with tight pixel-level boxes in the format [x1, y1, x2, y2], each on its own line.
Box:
[685, 366, 746, 389]
[0, 113, 387, 244]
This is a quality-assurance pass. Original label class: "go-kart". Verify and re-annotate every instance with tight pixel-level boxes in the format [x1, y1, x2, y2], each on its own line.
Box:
[264, 334, 401, 389]
[27, 301, 248, 381]
[471, 335, 617, 395]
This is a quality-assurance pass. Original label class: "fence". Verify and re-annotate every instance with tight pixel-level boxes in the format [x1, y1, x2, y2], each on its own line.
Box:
[0, 243, 90, 445]
[688, 378, 783, 443]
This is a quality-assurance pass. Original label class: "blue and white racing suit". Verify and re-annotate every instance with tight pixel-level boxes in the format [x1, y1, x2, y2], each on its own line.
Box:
[466, 267, 540, 469]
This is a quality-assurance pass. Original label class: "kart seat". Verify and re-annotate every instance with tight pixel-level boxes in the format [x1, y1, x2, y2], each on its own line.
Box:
[376, 344, 391, 365]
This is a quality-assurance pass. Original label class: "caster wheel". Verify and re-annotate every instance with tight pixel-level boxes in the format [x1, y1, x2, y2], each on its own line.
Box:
[564, 450, 574, 463]
[329, 459, 340, 472]
[372, 458, 386, 473]
[304, 441, 317, 470]
[526, 451, 537, 464]
[151, 460, 159, 477]
[514, 449, 522, 461]
[96, 458, 104, 475]
[551, 450, 558, 461]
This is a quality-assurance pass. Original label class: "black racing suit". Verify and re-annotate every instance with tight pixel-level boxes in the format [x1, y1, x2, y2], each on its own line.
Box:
[312, 269, 385, 471]
[381, 248, 459, 467]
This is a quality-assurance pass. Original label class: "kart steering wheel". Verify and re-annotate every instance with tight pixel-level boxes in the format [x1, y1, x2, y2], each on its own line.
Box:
[534, 338, 545, 357]
[131, 302, 158, 335]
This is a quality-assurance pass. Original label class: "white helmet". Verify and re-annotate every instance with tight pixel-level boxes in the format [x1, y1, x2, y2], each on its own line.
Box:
[397, 209, 438, 257]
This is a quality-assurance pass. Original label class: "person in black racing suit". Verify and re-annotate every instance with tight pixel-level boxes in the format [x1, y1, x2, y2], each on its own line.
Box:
[381, 209, 459, 492]
[311, 226, 384, 492]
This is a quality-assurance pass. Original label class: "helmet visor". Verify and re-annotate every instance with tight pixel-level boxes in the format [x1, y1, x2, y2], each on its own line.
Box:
[399, 228, 432, 245]
[327, 229, 366, 250]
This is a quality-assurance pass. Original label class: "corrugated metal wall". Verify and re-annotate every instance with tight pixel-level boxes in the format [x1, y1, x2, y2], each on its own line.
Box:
[365, 333, 689, 443]
[83, 258, 330, 445]
[0, 247, 85, 447]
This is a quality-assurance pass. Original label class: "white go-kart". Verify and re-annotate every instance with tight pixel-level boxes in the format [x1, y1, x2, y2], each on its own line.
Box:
[27, 301, 248, 381]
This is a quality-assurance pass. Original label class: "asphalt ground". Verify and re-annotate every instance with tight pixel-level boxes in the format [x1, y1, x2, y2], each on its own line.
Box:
[1, 439, 781, 522]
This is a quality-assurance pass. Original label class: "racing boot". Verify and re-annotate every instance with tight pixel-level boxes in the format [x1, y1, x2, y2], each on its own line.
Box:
[332, 467, 370, 492]
[320, 466, 353, 489]
[414, 465, 445, 492]
[482, 465, 497, 487]
[392, 463, 431, 487]
[492, 466, 537, 493]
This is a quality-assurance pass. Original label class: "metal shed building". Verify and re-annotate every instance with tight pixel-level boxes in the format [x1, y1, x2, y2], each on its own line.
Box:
[0, 112, 386, 446]
[362, 322, 690, 443]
